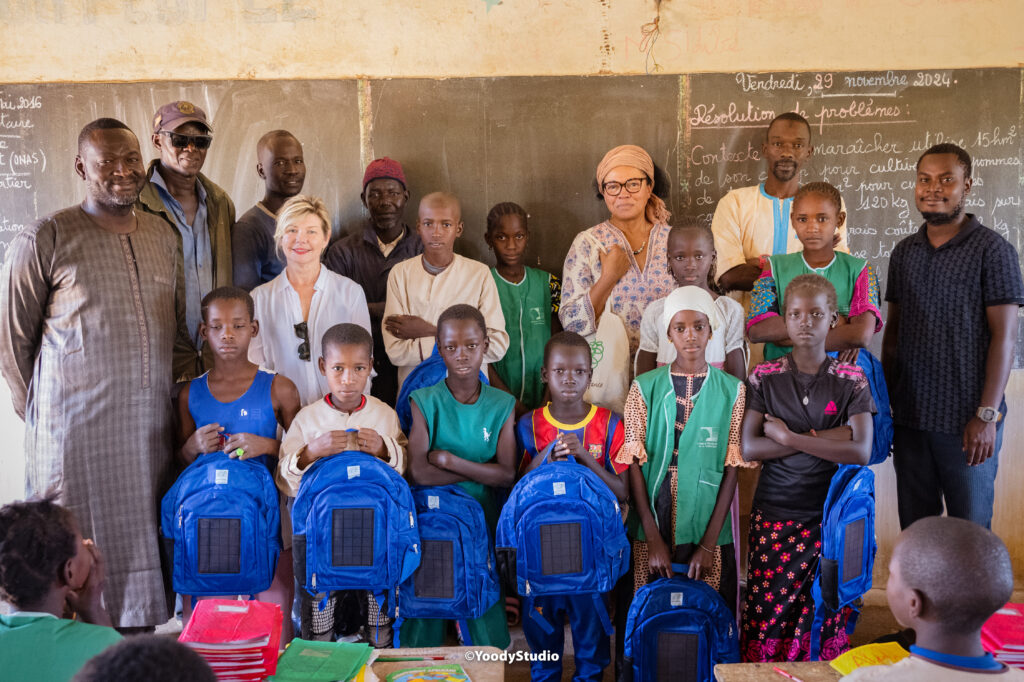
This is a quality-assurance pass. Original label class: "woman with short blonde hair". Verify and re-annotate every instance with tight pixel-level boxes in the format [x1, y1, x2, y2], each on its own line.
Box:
[251, 194, 372, 405]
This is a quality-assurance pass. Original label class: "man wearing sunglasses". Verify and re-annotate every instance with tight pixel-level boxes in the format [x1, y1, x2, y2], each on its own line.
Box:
[138, 100, 236, 380]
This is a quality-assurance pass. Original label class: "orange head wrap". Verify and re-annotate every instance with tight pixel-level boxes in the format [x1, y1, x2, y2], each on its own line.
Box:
[595, 144, 671, 225]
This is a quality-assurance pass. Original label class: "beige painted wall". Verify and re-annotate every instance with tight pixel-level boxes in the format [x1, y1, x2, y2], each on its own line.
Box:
[0, 0, 1023, 83]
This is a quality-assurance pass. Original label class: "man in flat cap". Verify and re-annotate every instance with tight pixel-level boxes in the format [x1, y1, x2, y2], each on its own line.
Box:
[325, 157, 422, 404]
[138, 101, 235, 378]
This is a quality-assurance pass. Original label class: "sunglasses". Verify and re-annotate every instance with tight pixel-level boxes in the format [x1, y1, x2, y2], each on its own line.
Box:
[294, 321, 310, 361]
[161, 131, 213, 150]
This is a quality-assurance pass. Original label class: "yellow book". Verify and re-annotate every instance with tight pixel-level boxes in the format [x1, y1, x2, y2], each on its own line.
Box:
[830, 642, 911, 675]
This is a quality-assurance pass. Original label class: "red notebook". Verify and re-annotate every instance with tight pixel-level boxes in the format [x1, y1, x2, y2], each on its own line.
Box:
[983, 603, 1024, 652]
[179, 599, 283, 679]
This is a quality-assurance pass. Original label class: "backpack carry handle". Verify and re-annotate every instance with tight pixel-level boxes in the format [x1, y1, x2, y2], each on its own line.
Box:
[671, 563, 690, 576]
[539, 441, 578, 466]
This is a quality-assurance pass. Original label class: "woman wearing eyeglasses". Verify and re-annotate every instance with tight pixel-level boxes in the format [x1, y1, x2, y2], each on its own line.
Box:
[249, 195, 372, 406]
[559, 144, 677, 365]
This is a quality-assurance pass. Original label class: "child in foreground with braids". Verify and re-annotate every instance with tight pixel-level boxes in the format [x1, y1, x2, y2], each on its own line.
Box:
[0, 499, 122, 681]
[485, 201, 562, 417]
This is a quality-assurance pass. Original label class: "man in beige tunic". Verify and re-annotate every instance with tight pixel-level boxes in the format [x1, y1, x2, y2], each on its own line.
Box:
[0, 119, 190, 629]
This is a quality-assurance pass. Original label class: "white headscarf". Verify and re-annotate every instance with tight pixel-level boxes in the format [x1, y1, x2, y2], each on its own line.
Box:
[660, 286, 720, 335]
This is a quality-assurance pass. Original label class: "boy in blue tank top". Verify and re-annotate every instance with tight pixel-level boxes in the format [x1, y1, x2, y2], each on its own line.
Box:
[175, 286, 301, 643]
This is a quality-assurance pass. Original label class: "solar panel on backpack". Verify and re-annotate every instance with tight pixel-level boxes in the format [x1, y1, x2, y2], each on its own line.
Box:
[414, 539, 455, 600]
[842, 517, 866, 583]
[539, 522, 583, 576]
[331, 508, 375, 567]
[198, 517, 241, 574]
[656, 631, 700, 679]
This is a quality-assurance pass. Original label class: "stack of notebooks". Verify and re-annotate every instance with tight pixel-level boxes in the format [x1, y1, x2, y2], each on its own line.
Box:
[179, 599, 283, 681]
[982, 602, 1024, 669]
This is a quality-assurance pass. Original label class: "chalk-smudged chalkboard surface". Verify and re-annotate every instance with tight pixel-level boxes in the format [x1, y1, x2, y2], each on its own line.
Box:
[1, 70, 1021, 361]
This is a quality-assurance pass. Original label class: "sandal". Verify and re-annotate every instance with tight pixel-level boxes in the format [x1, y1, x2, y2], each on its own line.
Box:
[505, 595, 521, 627]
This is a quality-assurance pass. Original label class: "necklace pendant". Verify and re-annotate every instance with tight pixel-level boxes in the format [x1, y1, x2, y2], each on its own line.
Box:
[802, 395, 809, 406]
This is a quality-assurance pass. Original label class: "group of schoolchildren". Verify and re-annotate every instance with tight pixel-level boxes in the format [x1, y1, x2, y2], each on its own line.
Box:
[1, 145, 1019, 682]
[163, 165, 1009, 678]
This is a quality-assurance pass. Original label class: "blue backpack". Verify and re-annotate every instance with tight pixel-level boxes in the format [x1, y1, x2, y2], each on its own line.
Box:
[810, 464, 876, 660]
[620, 564, 739, 682]
[395, 485, 500, 645]
[828, 350, 893, 465]
[495, 446, 630, 635]
[396, 345, 489, 433]
[160, 452, 281, 596]
[291, 451, 420, 617]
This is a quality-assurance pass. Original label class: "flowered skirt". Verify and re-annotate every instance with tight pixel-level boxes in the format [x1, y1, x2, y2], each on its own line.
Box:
[740, 508, 851, 662]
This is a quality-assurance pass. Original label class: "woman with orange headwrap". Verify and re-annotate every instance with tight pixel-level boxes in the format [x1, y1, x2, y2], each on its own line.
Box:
[559, 144, 676, 363]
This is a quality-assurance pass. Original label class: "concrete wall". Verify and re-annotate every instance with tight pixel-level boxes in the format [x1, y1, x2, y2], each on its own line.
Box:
[0, 0, 1022, 82]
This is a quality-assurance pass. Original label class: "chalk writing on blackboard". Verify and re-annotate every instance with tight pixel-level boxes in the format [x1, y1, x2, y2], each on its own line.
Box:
[0, 91, 45, 248]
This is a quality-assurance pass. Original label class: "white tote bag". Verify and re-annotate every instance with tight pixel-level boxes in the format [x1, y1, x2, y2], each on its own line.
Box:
[583, 297, 630, 414]
[579, 232, 631, 413]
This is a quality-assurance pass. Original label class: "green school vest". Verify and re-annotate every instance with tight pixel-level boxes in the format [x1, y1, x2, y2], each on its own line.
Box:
[490, 267, 552, 409]
[764, 251, 867, 361]
[631, 365, 739, 546]
[411, 380, 514, 530]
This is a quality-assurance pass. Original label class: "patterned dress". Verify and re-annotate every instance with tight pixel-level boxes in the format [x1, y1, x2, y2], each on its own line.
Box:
[0, 206, 189, 627]
[559, 221, 676, 359]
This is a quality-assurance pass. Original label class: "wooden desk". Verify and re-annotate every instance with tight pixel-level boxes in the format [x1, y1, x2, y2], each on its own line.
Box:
[715, 661, 841, 682]
[372, 646, 504, 681]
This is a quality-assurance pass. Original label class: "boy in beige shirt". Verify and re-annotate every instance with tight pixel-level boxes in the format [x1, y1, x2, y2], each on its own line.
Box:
[277, 323, 406, 646]
[382, 192, 508, 388]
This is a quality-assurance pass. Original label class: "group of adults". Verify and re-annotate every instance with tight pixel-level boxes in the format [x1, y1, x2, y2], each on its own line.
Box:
[0, 100, 1019, 631]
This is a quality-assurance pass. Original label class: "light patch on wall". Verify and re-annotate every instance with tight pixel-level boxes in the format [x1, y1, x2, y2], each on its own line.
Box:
[0, 0, 1022, 80]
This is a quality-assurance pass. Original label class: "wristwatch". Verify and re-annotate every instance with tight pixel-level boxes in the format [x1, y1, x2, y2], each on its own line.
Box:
[976, 406, 1003, 423]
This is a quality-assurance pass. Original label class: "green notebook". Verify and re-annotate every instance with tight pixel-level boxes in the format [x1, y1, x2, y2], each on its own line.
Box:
[268, 639, 373, 681]
[385, 664, 471, 681]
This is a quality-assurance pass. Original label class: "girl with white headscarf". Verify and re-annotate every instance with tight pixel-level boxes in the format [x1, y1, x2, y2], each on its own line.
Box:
[615, 286, 756, 612]
[559, 145, 677, 361]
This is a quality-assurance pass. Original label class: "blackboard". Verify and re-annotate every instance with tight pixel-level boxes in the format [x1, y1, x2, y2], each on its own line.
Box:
[1, 70, 1021, 361]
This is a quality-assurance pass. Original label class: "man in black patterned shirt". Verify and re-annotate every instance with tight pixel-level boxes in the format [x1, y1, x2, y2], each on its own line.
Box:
[882, 143, 1024, 530]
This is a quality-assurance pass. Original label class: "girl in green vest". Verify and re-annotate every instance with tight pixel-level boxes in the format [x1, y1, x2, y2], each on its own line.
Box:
[485, 202, 561, 417]
[404, 304, 516, 649]
[617, 286, 754, 613]
[746, 182, 882, 363]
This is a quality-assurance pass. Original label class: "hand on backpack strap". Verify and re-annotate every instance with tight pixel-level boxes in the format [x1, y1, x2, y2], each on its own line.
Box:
[552, 432, 584, 461]
[646, 534, 673, 580]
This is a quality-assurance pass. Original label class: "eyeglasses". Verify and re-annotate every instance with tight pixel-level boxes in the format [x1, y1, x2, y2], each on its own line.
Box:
[294, 321, 310, 361]
[601, 177, 647, 196]
[161, 131, 213, 150]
